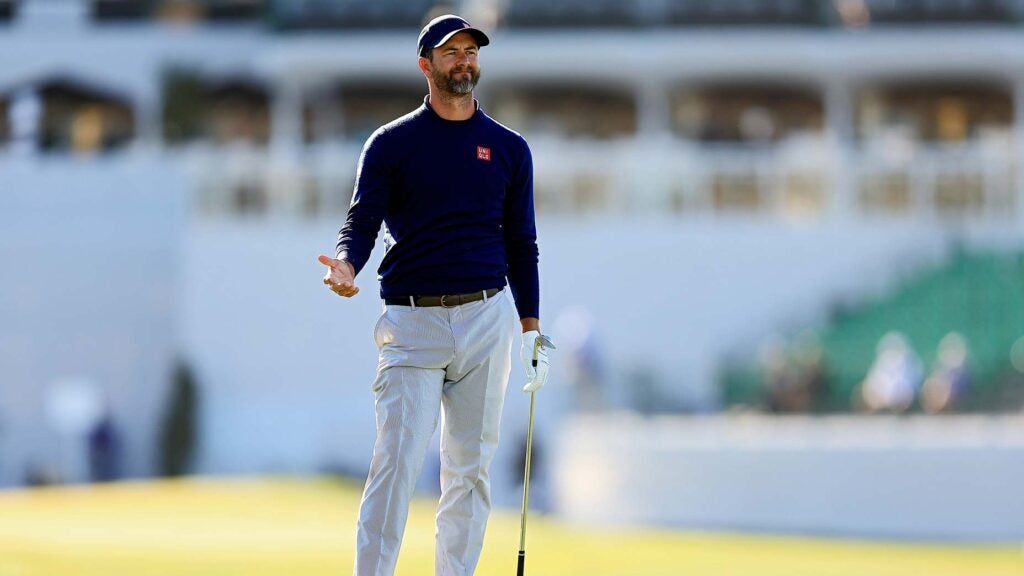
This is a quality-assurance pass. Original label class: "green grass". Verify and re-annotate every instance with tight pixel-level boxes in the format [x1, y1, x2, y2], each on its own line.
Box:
[0, 477, 1019, 575]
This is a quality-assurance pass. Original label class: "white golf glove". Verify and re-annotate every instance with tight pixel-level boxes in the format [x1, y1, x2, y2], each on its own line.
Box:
[520, 330, 552, 393]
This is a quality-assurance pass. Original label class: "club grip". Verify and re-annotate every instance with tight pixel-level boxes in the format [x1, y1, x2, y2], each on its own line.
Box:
[517, 551, 525, 576]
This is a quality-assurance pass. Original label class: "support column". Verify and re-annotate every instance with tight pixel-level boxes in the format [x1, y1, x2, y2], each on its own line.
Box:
[135, 84, 163, 152]
[1012, 77, 1024, 223]
[271, 76, 304, 157]
[638, 77, 671, 138]
[824, 76, 856, 220]
[8, 87, 41, 157]
[636, 78, 673, 211]
[270, 76, 305, 214]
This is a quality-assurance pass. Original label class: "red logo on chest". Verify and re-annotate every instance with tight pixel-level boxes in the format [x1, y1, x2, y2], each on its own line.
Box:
[476, 146, 491, 161]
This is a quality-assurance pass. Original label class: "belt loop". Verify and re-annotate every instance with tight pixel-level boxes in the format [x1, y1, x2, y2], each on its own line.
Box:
[482, 289, 488, 302]
[409, 295, 416, 309]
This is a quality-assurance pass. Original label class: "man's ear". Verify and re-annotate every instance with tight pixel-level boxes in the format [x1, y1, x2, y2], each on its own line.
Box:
[417, 56, 432, 78]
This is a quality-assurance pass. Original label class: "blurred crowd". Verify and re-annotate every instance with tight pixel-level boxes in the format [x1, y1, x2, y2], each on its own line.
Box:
[757, 330, 978, 414]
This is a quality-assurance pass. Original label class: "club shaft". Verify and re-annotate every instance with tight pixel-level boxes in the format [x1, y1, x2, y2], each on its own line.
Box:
[518, 338, 543, 574]
[518, 391, 536, 553]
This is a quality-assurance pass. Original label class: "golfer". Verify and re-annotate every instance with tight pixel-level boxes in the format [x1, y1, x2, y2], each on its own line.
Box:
[317, 14, 551, 576]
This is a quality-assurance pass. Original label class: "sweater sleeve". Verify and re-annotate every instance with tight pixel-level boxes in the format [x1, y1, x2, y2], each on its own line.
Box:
[335, 132, 391, 277]
[503, 139, 540, 319]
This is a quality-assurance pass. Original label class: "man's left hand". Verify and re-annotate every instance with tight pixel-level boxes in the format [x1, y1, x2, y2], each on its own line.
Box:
[520, 330, 553, 393]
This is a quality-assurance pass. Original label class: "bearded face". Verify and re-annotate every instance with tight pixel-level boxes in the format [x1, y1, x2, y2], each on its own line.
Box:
[430, 59, 481, 96]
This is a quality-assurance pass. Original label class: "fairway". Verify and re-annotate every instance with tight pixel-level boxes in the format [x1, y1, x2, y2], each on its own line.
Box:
[0, 477, 1018, 576]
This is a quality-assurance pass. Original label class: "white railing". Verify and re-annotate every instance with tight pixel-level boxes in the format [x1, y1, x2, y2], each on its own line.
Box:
[853, 139, 1017, 220]
[183, 137, 1020, 224]
[182, 142, 361, 218]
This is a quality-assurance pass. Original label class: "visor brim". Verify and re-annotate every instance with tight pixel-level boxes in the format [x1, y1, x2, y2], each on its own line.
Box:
[427, 27, 490, 55]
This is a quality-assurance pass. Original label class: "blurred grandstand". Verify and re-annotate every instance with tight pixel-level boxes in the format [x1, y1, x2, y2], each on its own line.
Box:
[1, 0, 1023, 541]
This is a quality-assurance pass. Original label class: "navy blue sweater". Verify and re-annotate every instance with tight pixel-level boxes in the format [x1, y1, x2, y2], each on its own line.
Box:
[336, 97, 540, 319]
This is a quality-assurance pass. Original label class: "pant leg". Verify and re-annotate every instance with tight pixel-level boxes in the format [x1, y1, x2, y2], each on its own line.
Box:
[355, 306, 452, 576]
[435, 296, 517, 576]
[355, 365, 444, 576]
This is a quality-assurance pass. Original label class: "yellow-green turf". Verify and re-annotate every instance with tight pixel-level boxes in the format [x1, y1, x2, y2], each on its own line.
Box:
[0, 477, 1019, 575]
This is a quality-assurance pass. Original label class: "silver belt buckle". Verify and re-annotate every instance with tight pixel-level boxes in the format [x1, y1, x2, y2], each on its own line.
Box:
[440, 294, 457, 308]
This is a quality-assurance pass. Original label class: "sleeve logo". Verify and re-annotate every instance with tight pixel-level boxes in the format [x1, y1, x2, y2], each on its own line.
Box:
[476, 146, 491, 161]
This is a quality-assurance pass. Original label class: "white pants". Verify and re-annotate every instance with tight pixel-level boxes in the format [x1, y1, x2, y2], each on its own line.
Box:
[355, 291, 517, 576]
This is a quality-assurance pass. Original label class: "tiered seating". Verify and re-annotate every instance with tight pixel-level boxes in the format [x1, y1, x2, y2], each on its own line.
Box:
[721, 250, 1024, 412]
[268, 0, 436, 29]
[503, 0, 642, 28]
[820, 250, 1024, 410]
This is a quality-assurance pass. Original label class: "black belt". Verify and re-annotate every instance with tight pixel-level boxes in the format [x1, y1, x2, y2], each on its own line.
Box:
[385, 287, 503, 308]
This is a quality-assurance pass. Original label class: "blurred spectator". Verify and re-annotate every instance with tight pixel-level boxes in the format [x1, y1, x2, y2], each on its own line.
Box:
[759, 331, 827, 413]
[46, 377, 105, 483]
[24, 464, 61, 487]
[759, 336, 791, 410]
[158, 361, 199, 477]
[992, 335, 1024, 412]
[921, 332, 972, 413]
[551, 305, 606, 412]
[859, 331, 923, 413]
[511, 431, 549, 513]
[626, 364, 664, 414]
[88, 410, 121, 482]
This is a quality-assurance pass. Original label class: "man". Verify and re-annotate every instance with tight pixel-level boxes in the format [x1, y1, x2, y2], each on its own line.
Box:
[317, 14, 552, 576]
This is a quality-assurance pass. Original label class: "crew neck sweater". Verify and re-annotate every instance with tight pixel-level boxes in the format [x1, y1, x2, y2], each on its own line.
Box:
[336, 97, 540, 319]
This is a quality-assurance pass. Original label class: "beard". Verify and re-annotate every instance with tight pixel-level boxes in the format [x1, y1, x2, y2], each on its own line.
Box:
[431, 64, 481, 96]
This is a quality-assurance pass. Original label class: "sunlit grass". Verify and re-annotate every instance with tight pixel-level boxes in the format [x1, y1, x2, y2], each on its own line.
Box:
[0, 477, 1018, 576]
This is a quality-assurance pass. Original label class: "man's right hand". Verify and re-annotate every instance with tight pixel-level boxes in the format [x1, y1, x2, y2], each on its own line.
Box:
[318, 254, 359, 298]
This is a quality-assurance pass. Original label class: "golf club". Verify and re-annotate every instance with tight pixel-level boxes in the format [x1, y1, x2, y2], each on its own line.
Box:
[517, 334, 555, 576]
